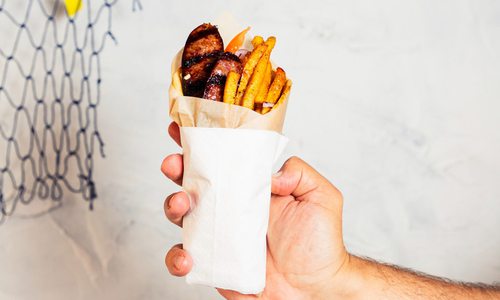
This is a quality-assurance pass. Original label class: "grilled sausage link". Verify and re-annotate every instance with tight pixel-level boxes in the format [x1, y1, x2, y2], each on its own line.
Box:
[203, 52, 242, 101]
[181, 23, 224, 98]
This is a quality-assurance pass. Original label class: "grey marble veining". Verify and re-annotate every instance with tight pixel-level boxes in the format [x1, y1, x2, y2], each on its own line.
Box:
[0, 0, 499, 299]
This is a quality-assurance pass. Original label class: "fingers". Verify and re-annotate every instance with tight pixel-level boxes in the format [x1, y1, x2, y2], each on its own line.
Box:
[164, 124, 190, 279]
[164, 191, 190, 227]
[271, 156, 342, 205]
[165, 244, 192, 277]
[163, 123, 183, 185]
[161, 154, 183, 186]
[271, 156, 320, 197]
[168, 122, 182, 147]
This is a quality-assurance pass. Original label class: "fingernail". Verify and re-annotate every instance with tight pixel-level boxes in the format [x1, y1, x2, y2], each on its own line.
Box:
[174, 255, 184, 270]
[272, 171, 283, 178]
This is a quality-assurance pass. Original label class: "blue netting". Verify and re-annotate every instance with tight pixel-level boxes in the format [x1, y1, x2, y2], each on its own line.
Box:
[0, 0, 139, 223]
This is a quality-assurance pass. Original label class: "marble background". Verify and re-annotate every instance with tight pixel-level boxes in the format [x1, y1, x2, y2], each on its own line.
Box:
[1, 0, 500, 299]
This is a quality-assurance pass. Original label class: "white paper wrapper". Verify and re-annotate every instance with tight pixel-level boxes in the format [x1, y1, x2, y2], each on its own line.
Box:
[169, 22, 290, 294]
[181, 127, 287, 293]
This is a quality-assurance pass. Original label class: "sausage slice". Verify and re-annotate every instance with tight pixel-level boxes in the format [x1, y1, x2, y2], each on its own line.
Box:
[181, 24, 224, 98]
[203, 52, 242, 101]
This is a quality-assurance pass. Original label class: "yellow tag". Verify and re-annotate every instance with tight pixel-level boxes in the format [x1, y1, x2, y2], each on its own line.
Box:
[65, 0, 83, 17]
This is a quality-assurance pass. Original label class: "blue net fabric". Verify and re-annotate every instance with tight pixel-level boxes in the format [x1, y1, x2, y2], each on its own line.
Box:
[0, 0, 125, 223]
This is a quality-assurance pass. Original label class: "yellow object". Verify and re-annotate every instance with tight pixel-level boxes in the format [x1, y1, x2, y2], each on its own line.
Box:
[239, 37, 277, 110]
[262, 67, 287, 114]
[252, 36, 264, 48]
[241, 54, 268, 109]
[242, 38, 276, 109]
[271, 79, 292, 112]
[255, 62, 272, 104]
[223, 71, 241, 105]
[266, 68, 286, 102]
[65, 0, 83, 17]
[234, 43, 267, 106]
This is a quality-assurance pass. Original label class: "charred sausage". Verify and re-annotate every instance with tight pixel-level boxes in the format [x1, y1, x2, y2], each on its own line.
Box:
[203, 52, 242, 101]
[181, 23, 224, 98]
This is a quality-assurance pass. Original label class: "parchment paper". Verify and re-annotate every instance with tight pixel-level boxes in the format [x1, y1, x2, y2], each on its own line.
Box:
[169, 49, 289, 132]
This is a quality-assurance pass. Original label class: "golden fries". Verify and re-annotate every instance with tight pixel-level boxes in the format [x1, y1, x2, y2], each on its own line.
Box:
[266, 67, 286, 104]
[180, 28, 291, 114]
[252, 36, 264, 47]
[266, 68, 286, 97]
[261, 67, 286, 113]
[255, 62, 272, 104]
[271, 79, 292, 112]
[264, 36, 276, 51]
[240, 38, 274, 109]
[223, 71, 241, 104]
[241, 60, 266, 109]
[241, 37, 277, 109]
[234, 43, 267, 106]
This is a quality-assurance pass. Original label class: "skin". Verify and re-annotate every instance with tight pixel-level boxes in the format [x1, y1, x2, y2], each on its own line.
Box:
[161, 122, 500, 300]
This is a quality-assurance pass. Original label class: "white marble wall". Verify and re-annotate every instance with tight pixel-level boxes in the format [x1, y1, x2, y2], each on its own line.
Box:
[1, 0, 499, 299]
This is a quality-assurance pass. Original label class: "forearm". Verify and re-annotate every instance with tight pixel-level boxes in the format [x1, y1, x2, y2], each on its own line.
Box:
[334, 255, 500, 300]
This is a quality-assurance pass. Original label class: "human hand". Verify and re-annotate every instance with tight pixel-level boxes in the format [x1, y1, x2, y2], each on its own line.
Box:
[162, 122, 351, 299]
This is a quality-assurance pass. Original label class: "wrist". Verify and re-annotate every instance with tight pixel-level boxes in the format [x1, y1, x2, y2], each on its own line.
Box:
[303, 251, 364, 300]
[328, 254, 366, 300]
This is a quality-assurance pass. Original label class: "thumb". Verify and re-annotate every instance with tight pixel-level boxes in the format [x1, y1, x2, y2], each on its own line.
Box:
[272, 156, 342, 205]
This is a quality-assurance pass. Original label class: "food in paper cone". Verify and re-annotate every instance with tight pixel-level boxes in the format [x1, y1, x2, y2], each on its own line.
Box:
[167, 22, 292, 294]
[179, 23, 292, 114]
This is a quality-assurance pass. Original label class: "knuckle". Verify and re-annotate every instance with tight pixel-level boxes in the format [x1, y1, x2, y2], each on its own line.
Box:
[327, 183, 344, 204]
[333, 186, 343, 201]
[283, 156, 303, 168]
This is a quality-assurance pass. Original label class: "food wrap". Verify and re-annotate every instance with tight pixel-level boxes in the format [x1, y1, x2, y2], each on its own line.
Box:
[168, 32, 289, 294]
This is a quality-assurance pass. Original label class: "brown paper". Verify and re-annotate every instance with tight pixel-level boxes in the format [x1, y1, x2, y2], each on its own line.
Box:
[169, 50, 289, 133]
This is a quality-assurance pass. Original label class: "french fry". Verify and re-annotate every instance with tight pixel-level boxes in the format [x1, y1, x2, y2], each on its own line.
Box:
[264, 36, 276, 51]
[255, 62, 272, 105]
[271, 79, 292, 112]
[261, 67, 286, 114]
[241, 57, 268, 109]
[241, 37, 276, 109]
[234, 43, 267, 106]
[252, 35, 264, 47]
[266, 67, 286, 102]
[223, 71, 241, 105]
[241, 61, 265, 109]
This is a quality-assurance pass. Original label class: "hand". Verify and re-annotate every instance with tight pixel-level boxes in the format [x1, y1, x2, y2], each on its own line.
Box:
[161, 122, 351, 299]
